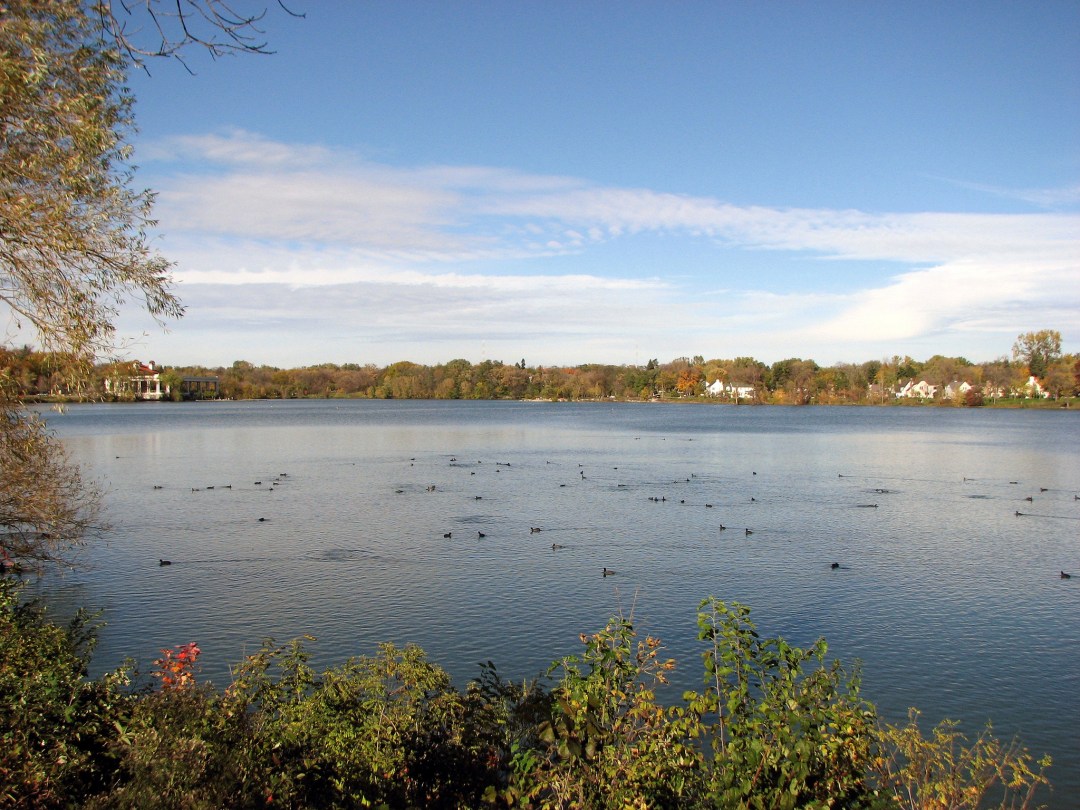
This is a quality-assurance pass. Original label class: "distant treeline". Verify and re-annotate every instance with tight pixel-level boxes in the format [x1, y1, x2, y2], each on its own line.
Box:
[4, 345, 1079, 404]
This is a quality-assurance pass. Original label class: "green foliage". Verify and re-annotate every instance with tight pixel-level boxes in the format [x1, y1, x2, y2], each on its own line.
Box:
[94, 637, 503, 809]
[0, 585, 1055, 808]
[507, 617, 699, 808]
[506, 599, 881, 808]
[0, 580, 130, 808]
[0, 0, 181, 359]
[873, 709, 1051, 810]
[1012, 330, 1062, 380]
[683, 599, 879, 808]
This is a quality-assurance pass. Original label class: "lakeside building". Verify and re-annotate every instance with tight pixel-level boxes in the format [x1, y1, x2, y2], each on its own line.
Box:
[705, 379, 757, 401]
[104, 361, 219, 401]
[895, 376, 1049, 401]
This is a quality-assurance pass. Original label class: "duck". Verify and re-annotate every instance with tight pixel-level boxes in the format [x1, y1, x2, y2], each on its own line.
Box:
[530, 527, 542, 533]
[602, 567, 615, 577]
[551, 543, 565, 550]
[477, 531, 486, 538]
[1062, 571, 1072, 579]
[831, 562, 840, 569]
[159, 559, 172, 566]
[745, 528, 754, 536]
[443, 532, 452, 539]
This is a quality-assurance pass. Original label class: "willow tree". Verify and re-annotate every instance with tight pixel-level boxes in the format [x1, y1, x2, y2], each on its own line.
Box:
[1, 0, 295, 567]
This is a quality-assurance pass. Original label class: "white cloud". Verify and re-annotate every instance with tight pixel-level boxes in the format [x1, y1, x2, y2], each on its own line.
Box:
[148, 130, 1079, 265]
[132, 130, 1080, 366]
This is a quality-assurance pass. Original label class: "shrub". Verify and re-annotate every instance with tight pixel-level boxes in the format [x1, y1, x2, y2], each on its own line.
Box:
[0, 579, 129, 808]
[682, 598, 879, 808]
[506, 617, 701, 808]
[0, 584, 1055, 808]
[873, 709, 1051, 810]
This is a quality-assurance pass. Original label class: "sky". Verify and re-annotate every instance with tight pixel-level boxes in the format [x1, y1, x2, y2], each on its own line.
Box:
[113, 1, 1080, 370]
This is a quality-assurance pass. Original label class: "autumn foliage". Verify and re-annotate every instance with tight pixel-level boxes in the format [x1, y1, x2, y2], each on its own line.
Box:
[0, 581, 1054, 809]
[153, 642, 201, 691]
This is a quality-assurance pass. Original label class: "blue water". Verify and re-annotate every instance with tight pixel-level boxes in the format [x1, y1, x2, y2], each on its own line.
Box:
[31, 400, 1080, 802]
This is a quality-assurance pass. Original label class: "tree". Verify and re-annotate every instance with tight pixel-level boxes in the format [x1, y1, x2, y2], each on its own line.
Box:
[1, 0, 296, 567]
[675, 365, 703, 396]
[0, 399, 103, 570]
[1, 0, 182, 361]
[920, 355, 973, 388]
[1012, 330, 1062, 380]
[96, 0, 303, 69]
[980, 357, 1015, 401]
[1041, 359, 1074, 400]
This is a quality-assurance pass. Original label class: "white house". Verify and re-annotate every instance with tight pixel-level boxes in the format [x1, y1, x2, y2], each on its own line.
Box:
[1022, 375, 1050, 399]
[706, 379, 756, 401]
[104, 360, 220, 401]
[897, 379, 938, 399]
[943, 380, 973, 400]
[105, 360, 167, 400]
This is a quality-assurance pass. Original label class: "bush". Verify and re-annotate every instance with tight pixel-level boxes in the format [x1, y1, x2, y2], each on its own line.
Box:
[0, 584, 1054, 808]
[0, 579, 129, 808]
[683, 599, 879, 808]
[873, 709, 1051, 810]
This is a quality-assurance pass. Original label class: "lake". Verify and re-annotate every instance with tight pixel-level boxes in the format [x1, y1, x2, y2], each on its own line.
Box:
[31, 399, 1080, 802]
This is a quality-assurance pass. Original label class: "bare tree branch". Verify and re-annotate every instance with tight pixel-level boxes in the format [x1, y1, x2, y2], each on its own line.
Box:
[94, 0, 305, 70]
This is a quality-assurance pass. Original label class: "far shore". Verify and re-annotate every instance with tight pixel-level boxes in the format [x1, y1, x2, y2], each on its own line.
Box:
[25, 393, 1078, 410]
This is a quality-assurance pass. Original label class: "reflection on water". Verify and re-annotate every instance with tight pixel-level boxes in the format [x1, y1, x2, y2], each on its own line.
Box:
[31, 400, 1080, 801]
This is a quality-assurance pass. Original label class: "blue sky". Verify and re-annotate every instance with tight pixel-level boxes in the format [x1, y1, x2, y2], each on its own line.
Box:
[117, 2, 1080, 369]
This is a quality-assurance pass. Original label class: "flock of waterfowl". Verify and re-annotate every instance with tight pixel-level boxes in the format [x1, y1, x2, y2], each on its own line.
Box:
[146, 457, 1076, 583]
[409, 457, 1076, 581]
[154, 472, 291, 568]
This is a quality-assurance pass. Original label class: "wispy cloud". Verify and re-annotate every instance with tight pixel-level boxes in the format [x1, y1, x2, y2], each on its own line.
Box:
[150, 130, 1079, 265]
[133, 130, 1080, 365]
[928, 174, 1080, 210]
